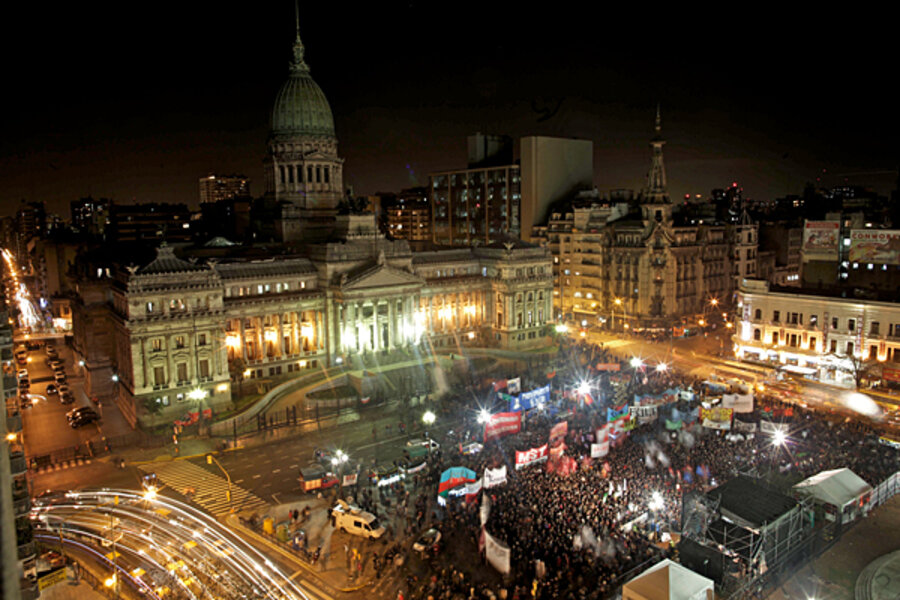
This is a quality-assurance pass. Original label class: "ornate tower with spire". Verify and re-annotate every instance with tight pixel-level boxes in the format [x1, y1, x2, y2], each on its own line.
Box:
[264, 6, 344, 241]
[641, 105, 672, 224]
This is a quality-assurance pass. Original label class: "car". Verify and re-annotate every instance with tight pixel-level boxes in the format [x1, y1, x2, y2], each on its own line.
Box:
[70, 412, 99, 429]
[60, 392, 75, 405]
[17, 368, 28, 379]
[40, 550, 66, 569]
[412, 528, 442, 553]
[19, 394, 32, 409]
[54, 372, 66, 384]
[406, 438, 440, 451]
[66, 406, 96, 422]
[330, 500, 385, 539]
[57, 384, 70, 396]
[45, 384, 58, 395]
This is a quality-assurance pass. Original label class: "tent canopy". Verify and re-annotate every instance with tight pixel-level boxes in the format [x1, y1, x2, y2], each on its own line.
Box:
[793, 468, 873, 508]
[623, 559, 713, 600]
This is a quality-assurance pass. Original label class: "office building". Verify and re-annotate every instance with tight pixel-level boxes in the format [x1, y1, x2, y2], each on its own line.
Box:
[199, 174, 250, 205]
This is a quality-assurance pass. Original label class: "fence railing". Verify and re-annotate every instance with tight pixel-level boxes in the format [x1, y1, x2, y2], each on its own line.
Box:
[871, 471, 900, 508]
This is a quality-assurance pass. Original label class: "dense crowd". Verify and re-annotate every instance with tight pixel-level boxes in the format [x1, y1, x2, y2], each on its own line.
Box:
[398, 337, 900, 600]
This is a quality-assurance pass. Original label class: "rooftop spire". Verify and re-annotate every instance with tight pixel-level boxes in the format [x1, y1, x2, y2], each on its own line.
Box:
[645, 104, 669, 204]
[290, 1, 309, 73]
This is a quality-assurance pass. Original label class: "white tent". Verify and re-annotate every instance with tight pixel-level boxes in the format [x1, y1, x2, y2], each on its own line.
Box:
[623, 559, 714, 600]
[793, 468, 873, 523]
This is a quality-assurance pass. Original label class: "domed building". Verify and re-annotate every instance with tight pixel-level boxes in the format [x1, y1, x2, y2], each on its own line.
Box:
[264, 18, 344, 241]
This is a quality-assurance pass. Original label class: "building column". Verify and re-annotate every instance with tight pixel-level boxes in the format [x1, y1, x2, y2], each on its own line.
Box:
[318, 310, 325, 350]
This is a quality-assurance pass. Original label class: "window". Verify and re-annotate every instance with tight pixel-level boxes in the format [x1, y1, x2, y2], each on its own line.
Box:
[871, 322, 880, 335]
[153, 366, 166, 386]
[177, 363, 188, 383]
[199, 359, 210, 378]
[870, 345, 878, 359]
[152, 339, 162, 351]
[753, 329, 761, 341]
[830, 340, 837, 353]
[175, 336, 185, 349]
[809, 336, 817, 349]
[754, 309, 762, 320]
[198, 334, 207, 346]
[146, 302, 155, 313]
[773, 310, 780, 322]
[832, 317, 838, 330]
[846, 341, 854, 356]
[772, 332, 779, 345]
[809, 315, 818, 328]
[848, 319, 855, 332]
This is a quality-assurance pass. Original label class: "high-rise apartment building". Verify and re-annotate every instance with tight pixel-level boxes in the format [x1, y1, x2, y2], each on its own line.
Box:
[70, 196, 110, 237]
[199, 174, 250, 205]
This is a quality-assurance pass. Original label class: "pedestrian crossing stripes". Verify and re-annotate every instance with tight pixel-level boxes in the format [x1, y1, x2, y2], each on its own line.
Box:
[140, 461, 268, 517]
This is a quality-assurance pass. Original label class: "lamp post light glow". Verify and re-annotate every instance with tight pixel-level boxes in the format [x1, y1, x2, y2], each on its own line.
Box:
[422, 411, 436, 426]
[577, 381, 591, 396]
[771, 429, 787, 447]
[655, 363, 668, 373]
[630, 357, 643, 369]
[477, 409, 491, 424]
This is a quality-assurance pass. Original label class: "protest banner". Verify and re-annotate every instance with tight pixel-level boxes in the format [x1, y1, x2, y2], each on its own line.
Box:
[483, 465, 508, 489]
[549, 420, 568, 447]
[483, 529, 511, 574]
[515, 444, 549, 469]
[484, 412, 521, 442]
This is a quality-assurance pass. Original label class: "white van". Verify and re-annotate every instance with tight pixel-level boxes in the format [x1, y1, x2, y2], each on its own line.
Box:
[330, 500, 385, 539]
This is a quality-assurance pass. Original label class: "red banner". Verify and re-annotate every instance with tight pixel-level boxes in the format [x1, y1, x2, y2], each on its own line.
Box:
[515, 444, 549, 469]
[484, 412, 521, 442]
[884, 367, 900, 383]
[549, 421, 568, 447]
[595, 363, 621, 372]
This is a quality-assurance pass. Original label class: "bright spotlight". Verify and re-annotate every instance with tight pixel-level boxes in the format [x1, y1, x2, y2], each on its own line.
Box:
[577, 381, 591, 395]
[630, 357, 643, 369]
[771, 429, 787, 446]
[422, 411, 436, 425]
[477, 409, 491, 424]
[655, 363, 668, 373]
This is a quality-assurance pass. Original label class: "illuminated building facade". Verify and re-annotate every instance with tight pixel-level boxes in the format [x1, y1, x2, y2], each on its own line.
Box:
[199, 174, 250, 205]
[534, 111, 736, 328]
[734, 278, 900, 386]
[71, 24, 553, 426]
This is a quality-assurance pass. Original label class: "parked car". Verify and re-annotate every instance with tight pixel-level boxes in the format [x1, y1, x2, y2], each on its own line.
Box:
[66, 406, 96, 422]
[70, 411, 99, 429]
[60, 392, 75, 405]
[19, 394, 32, 409]
[45, 384, 58, 396]
[40, 550, 66, 569]
[17, 368, 28, 379]
[54, 372, 67, 384]
[330, 500, 385, 539]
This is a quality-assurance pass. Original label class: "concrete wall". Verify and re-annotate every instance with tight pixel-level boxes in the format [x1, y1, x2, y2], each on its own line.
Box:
[520, 136, 593, 241]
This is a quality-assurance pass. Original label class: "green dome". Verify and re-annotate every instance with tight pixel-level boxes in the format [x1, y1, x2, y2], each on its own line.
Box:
[270, 35, 335, 138]
[271, 71, 335, 138]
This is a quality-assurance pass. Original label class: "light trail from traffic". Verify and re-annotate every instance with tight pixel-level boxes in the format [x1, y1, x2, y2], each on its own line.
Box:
[32, 488, 318, 600]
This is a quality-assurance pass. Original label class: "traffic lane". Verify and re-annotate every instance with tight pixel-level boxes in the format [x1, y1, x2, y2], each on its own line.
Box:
[194, 417, 460, 502]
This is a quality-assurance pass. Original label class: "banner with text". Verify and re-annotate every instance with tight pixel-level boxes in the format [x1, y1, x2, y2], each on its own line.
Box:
[483, 529, 511, 574]
[484, 465, 508, 489]
[508, 384, 551, 412]
[803, 220, 840, 260]
[549, 421, 568, 447]
[484, 412, 521, 442]
[515, 444, 549, 469]
[701, 406, 733, 430]
[722, 393, 754, 413]
[849, 229, 900, 265]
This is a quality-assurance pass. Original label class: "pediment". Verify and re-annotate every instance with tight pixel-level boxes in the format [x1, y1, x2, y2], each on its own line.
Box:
[341, 264, 423, 290]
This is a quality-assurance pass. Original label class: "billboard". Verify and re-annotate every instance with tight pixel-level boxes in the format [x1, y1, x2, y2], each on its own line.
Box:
[802, 220, 840, 260]
[849, 229, 900, 265]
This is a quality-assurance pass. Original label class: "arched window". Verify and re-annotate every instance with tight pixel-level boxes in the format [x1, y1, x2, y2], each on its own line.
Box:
[754, 308, 762, 320]
[753, 329, 761, 341]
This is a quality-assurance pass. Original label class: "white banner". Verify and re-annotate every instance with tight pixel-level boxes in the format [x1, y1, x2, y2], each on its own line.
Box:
[591, 442, 609, 458]
[464, 478, 482, 498]
[507, 377, 521, 394]
[631, 405, 658, 424]
[484, 465, 508, 489]
[722, 393, 754, 414]
[342, 473, 358, 487]
[484, 529, 511, 574]
[760, 420, 789, 435]
[480, 493, 491, 526]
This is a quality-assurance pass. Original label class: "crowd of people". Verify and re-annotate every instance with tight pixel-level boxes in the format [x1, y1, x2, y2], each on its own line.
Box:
[398, 337, 900, 600]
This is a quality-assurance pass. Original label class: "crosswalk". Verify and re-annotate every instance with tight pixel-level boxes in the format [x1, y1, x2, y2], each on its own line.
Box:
[140, 461, 268, 517]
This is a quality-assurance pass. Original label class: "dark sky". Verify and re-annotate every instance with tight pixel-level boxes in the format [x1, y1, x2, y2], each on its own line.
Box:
[2, 3, 897, 218]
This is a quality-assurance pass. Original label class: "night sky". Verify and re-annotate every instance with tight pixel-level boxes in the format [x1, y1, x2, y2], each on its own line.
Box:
[2, 3, 896, 218]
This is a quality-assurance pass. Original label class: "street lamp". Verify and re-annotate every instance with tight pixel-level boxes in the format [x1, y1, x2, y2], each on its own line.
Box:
[207, 454, 234, 512]
[630, 357, 644, 369]
[422, 411, 436, 426]
[477, 409, 491, 424]
[655, 363, 668, 373]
